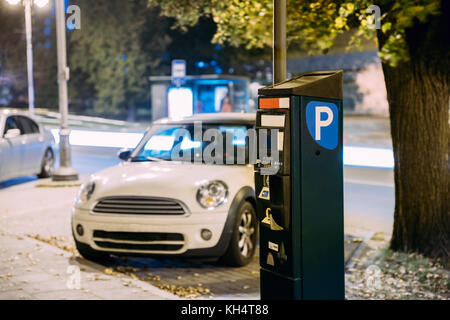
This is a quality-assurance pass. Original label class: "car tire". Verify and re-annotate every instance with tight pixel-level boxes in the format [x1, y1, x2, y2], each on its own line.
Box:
[221, 201, 258, 267]
[74, 238, 111, 263]
[37, 148, 54, 178]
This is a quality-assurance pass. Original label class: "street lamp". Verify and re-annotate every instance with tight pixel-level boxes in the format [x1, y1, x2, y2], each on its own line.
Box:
[5, 0, 49, 115]
[33, 0, 48, 7]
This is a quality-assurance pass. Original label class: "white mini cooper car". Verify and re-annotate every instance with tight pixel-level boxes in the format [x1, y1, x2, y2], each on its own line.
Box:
[72, 113, 258, 266]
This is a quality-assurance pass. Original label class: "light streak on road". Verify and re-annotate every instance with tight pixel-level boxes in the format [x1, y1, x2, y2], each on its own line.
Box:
[51, 129, 143, 149]
[51, 129, 394, 169]
[343, 146, 394, 169]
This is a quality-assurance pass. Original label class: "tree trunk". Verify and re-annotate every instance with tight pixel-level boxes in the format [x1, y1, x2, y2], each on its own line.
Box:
[378, 1, 449, 260]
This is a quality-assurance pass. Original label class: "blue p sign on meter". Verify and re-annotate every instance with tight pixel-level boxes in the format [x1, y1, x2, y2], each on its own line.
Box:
[305, 101, 338, 150]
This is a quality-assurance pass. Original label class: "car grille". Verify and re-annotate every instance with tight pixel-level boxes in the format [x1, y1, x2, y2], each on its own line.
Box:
[92, 196, 187, 215]
[93, 230, 184, 252]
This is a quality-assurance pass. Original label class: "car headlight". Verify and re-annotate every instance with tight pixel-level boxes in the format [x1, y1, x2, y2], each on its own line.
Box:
[76, 181, 96, 203]
[196, 180, 228, 209]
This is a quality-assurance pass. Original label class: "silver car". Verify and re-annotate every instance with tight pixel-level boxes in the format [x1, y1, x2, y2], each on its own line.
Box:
[0, 109, 55, 181]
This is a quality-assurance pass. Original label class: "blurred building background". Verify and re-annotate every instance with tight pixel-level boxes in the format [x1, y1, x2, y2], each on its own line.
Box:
[0, 0, 389, 123]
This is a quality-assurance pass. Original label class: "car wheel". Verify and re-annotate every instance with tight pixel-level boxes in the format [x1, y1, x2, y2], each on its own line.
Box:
[221, 201, 258, 267]
[74, 238, 111, 263]
[37, 148, 54, 178]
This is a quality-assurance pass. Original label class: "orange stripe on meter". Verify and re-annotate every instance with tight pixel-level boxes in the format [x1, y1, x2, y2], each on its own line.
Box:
[259, 97, 290, 109]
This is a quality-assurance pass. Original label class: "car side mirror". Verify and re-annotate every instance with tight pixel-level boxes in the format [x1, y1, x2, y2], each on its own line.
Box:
[4, 128, 20, 139]
[118, 148, 132, 161]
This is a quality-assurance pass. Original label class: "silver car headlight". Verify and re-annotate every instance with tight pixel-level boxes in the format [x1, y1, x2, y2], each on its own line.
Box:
[76, 181, 96, 203]
[196, 180, 228, 209]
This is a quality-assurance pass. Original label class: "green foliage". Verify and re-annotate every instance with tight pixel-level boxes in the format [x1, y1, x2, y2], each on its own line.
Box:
[149, 0, 442, 66]
[375, 0, 440, 66]
[70, 0, 170, 117]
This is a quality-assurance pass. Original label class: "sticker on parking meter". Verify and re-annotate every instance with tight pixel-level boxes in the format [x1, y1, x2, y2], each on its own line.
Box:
[268, 241, 279, 252]
[258, 187, 270, 200]
[306, 101, 338, 150]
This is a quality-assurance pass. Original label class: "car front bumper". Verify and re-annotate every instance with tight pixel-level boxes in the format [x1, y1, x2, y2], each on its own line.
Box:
[72, 207, 231, 257]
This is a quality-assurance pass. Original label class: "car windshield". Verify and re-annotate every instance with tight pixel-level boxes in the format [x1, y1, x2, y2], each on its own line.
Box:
[131, 123, 253, 165]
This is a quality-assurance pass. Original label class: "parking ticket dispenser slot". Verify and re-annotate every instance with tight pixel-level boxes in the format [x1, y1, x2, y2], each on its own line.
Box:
[255, 70, 344, 300]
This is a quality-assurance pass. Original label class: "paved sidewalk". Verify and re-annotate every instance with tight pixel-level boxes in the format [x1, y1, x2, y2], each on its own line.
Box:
[110, 234, 362, 300]
[0, 230, 178, 300]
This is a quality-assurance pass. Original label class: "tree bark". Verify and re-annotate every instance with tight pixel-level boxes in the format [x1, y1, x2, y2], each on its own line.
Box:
[377, 1, 449, 260]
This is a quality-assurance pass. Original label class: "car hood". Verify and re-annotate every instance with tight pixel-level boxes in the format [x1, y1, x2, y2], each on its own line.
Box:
[82, 160, 254, 212]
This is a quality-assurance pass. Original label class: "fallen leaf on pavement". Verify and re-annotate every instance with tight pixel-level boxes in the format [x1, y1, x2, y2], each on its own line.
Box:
[103, 268, 114, 275]
[130, 273, 139, 280]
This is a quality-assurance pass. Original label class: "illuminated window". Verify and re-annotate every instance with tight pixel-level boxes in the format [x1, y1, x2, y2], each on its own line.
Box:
[168, 87, 193, 118]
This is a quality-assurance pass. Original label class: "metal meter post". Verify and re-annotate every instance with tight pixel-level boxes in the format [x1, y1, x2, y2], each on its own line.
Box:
[255, 70, 344, 300]
[52, 0, 78, 182]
